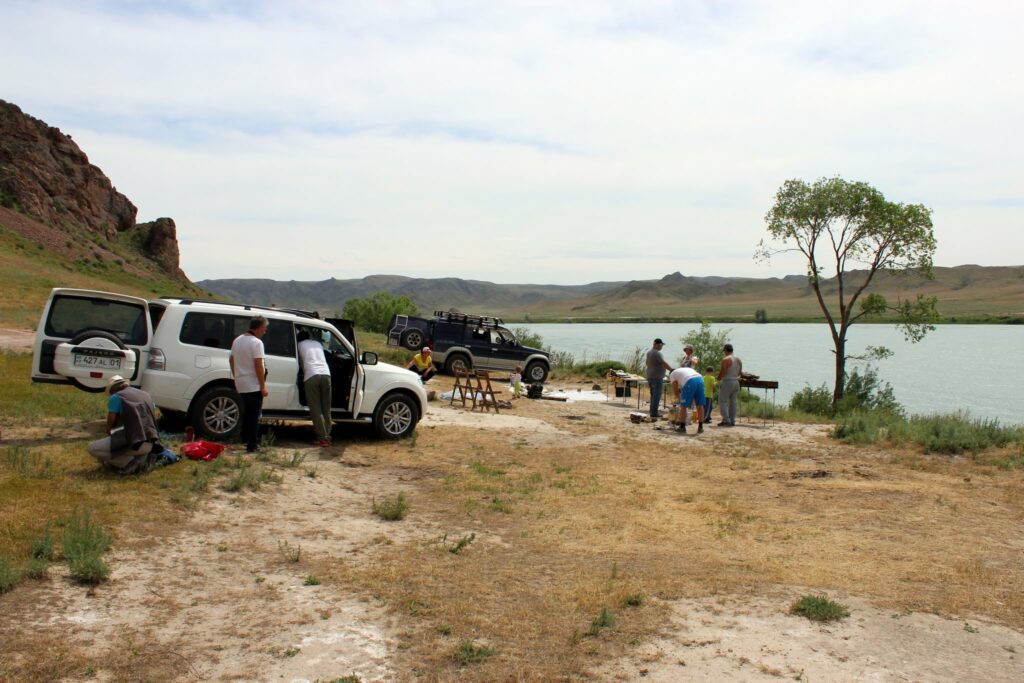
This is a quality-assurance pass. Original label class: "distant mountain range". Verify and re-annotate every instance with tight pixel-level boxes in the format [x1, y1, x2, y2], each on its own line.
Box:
[199, 265, 1024, 323]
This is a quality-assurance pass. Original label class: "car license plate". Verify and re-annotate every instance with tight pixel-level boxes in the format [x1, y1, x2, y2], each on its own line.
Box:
[74, 353, 122, 370]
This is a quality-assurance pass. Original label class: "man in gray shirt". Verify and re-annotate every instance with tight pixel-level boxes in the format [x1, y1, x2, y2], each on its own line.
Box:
[645, 338, 673, 419]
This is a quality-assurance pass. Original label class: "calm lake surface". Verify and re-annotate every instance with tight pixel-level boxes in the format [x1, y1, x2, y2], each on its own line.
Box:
[522, 323, 1024, 425]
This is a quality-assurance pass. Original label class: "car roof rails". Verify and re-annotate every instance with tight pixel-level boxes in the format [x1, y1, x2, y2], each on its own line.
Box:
[433, 310, 505, 327]
[164, 298, 321, 320]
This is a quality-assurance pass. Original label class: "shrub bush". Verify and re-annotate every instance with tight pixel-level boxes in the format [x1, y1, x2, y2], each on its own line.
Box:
[833, 410, 1024, 454]
[372, 493, 409, 521]
[790, 595, 849, 622]
[62, 509, 113, 585]
[789, 384, 834, 416]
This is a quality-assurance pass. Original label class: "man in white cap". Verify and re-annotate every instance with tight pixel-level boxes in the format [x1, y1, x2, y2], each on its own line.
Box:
[406, 346, 436, 383]
[87, 375, 163, 473]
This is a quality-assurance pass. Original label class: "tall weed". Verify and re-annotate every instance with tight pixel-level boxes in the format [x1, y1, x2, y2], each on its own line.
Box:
[62, 509, 113, 584]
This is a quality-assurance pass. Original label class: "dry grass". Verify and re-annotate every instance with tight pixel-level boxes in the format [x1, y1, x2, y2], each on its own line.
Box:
[303, 410, 1024, 680]
[3, 350, 1023, 680]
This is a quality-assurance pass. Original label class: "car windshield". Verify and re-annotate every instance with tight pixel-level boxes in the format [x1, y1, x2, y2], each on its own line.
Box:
[46, 295, 148, 345]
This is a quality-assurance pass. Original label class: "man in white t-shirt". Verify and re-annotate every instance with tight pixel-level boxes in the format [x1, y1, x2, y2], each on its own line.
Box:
[669, 366, 705, 434]
[230, 316, 268, 452]
[297, 329, 333, 447]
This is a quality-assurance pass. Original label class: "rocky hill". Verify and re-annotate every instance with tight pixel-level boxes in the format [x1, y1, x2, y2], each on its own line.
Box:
[0, 100, 205, 328]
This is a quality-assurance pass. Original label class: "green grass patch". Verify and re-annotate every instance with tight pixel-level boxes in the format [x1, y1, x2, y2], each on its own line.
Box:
[372, 492, 409, 521]
[587, 605, 617, 635]
[790, 595, 850, 622]
[0, 555, 22, 593]
[469, 460, 506, 478]
[62, 509, 112, 584]
[833, 410, 1024, 454]
[452, 641, 497, 665]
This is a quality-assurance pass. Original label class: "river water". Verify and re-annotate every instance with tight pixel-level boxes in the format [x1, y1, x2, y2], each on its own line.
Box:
[521, 323, 1024, 425]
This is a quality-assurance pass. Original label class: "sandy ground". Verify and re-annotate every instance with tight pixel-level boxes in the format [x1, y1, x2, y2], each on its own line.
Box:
[3, 380, 1022, 681]
[0, 327, 34, 352]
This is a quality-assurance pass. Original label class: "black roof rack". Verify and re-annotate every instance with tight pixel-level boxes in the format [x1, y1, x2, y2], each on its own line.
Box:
[433, 310, 504, 327]
[163, 298, 321, 320]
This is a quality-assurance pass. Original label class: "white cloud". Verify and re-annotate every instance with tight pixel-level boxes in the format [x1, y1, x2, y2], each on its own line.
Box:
[2, 0, 1022, 283]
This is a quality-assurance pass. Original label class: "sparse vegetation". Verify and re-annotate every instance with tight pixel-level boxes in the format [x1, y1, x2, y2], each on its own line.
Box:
[790, 595, 850, 622]
[277, 540, 301, 563]
[452, 641, 497, 665]
[0, 555, 22, 593]
[587, 605, 617, 635]
[833, 411, 1023, 454]
[372, 492, 409, 521]
[62, 509, 113, 584]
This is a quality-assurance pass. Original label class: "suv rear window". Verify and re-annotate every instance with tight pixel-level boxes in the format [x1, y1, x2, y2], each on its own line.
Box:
[45, 295, 148, 345]
[179, 312, 295, 357]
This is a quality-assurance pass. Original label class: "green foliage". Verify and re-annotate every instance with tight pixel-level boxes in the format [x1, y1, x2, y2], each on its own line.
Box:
[754, 308, 769, 323]
[62, 509, 113, 584]
[304, 575, 321, 586]
[790, 595, 849, 622]
[587, 605, 617, 635]
[452, 641, 497, 665]
[341, 292, 418, 334]
[372, 492, 409, 521]
[446, 532, 476, 554]
[576, 360, 627, 378]
[837, 366, 903, 415]
[0, 555, 22, 593]
[792, 366, 903, 417]
[760, 176, 938, 406]
[29, 523, 55, 561]
[510, 326, 543, 349]
[680, 320, 731, 372]
[833, 411, 1023, 454]
[789, 384, 834, 416]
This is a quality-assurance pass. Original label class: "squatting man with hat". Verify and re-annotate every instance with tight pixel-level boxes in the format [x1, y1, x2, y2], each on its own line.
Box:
[87, 375, 165, 473]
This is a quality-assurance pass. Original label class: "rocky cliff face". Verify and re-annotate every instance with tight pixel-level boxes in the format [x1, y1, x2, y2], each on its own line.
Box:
[0, 99, 184, 278]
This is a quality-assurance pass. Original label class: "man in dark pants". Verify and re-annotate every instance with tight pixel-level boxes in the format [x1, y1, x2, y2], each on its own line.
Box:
[230, 316, 269, 452]
[645, 338, 672, 419]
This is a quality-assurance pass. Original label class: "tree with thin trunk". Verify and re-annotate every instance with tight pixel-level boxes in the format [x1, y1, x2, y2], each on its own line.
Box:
[758, 177, 939, 407]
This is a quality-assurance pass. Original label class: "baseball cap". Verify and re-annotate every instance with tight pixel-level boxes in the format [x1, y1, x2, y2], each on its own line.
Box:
[654, 338, 664, 345]
[422, 347, 432, 353]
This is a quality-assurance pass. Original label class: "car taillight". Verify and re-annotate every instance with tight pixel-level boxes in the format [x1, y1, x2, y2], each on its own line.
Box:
[148, 348, 165, 371]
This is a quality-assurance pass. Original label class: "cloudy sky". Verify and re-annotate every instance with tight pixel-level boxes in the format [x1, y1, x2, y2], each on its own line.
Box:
[3, 0, 1022, 284]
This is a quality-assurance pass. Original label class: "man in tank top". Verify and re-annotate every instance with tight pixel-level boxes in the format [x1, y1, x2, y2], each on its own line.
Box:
[717, 343, 742, 427]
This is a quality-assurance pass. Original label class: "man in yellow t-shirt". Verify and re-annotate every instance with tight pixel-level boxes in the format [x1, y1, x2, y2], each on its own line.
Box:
[702, 366, 717, 424]
[406, 347, 436, 383]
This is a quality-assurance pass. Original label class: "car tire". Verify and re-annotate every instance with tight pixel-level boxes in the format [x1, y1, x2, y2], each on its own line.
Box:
[445, 353, 470, 376]
[401, 329, 424, 350]
[67, 329, 129, 392]
[191, 385, 243, 441]
[373, 393, 419, 439]
[524, 360, 549, 383]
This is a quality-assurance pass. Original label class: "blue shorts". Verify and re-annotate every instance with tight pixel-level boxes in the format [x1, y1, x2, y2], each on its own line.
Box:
[680, 376, 705, 408]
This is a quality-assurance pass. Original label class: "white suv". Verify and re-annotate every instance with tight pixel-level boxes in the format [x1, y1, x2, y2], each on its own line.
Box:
[31, 289, 427, 440]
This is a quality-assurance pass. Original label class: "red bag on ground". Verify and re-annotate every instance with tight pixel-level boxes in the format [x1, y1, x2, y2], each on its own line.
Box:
[181, 440, 225, 461]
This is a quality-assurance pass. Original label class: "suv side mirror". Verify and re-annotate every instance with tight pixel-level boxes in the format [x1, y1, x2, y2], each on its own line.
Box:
[360, 351, 378, 365]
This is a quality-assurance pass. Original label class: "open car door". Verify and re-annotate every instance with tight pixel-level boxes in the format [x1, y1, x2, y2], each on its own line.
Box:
[32, 289, 151, 393]
[325, 318, 363, 416]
